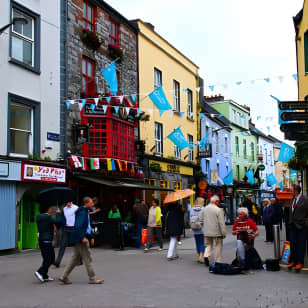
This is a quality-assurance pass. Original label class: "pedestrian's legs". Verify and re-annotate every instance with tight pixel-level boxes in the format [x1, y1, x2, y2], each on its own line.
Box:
[236, 240, 246, 265]
[194, 234, 203, 254]
[204, 237, 214, 259]
[37, 242, 54, 279]
[268, 224, 274, 242]
[146, 227, 154, 249]
[79, 242, 96, 280]
[194, 235, 200, 254]
[214, 237, 223, 262]
[136, 220, 142, 248]
[154, 227, 163, 248]
[265, 224, 272, 241]
[62, 244, 82, 279]
[293, 227, 308, 264]
[56, 227, 70, 264]
[167, 236, 177, 258]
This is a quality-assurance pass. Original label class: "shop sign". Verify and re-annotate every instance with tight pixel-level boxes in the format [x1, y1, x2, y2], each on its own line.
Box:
[211, 170, 218, 184]
[167, 164, 180, 173]
[21, 163, 66, 183]
[198, 144, 212, 158]
[149, 160, 193, 176]
[258, 164, 265, 171]
[0, 162, 9, 177]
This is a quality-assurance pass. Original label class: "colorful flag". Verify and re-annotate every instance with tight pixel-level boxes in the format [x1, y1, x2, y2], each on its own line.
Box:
[278, 142, 294, 163]
[111, 159, 116, 171]
[223, 170, 233, 186]
[101, 62, 118, 95]
[131, 94, 137, 102]
[80, 157, 87, 171]
[267, 173, 277, 186]
[167, 127, 190, 151]
[70, 155, 82, 168]
[245, 169, 255, 185]
[90, 158, 100, 170]
[117, 160, 123, 171]
[107, 159, 113, 171]
[148, 86, 172, 116]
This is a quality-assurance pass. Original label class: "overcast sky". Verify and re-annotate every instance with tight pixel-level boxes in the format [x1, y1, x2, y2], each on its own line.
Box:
[107, 0, 304, 142]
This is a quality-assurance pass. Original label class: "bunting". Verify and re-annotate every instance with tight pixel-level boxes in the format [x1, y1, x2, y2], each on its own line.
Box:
[101, 61, 118, 95]
[167, 127, 190, 151]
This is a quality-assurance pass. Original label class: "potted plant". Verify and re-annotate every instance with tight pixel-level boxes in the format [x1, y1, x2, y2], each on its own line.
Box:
[107, 44, 124, 61]
[150, 163, 161, 172]
[79, 28, 102, 51]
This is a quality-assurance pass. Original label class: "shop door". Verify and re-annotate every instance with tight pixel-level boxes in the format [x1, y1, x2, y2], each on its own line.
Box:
[19, 194, 39, 249]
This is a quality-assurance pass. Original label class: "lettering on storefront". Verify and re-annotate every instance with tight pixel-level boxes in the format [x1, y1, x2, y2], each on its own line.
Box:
[167, 164, 180, 173]
[149, 160, 193, 176]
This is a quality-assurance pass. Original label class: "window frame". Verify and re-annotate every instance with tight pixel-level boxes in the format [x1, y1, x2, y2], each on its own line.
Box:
[174, 145, 181, 160]
[109, 18, 119, 48]
[7, 93, 40, 157]
[188, 134, 194, 161]
[235, 136, 239, 156]
[243, 139, 247, 159]
[154, 68, 162, 89]
[82, 1, 95, 31]
[187, 89, 193, 119]
[155, 122, 163, 156]
[81, 56, 96, 97]
[10, 1, 40, 73]
[173, 80, 180, 112]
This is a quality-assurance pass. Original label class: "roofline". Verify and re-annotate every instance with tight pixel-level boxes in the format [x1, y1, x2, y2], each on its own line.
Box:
[208, 100, 250, 114]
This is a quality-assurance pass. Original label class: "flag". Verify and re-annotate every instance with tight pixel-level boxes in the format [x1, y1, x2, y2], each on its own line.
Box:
[107, 159, 112, 171]
[223, 170, 233, 186]
[114, 106, 119, 114]
[66, 100, 71, 110]
[278, 142, 294, 163]
[117, 160, 123, 171]
[209, 85, 215, 91]
[264, 78, 270, 83]
[167, 127, 190, 151]
[131, 94, 137, 102]
[267, 173, 277, 186]
[217, 114, 223, 118]
[199, 132, 210, 149]
[292, 74, 298, 81]
[148, 86, 172, 116]
[111, 159, 116, 171]
[70, 155, 82, 168]
[106, 97, 111, 104]
[101, 62, 118, 95]
[131, 163, 135, 175]
[80, 157, 87, 171]
[245, 169, 255, 184]
[90, 158, 100, 170]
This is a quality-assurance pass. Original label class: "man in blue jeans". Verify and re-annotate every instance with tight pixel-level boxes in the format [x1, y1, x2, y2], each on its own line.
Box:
[133, 199, 148, 248]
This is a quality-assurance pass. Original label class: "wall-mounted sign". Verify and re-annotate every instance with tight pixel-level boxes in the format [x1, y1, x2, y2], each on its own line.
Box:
[258, 164, 265, 171]
[73, 125, 89, 145]
[0, 162, 9, 177]
[167, 164, 180, 173]
[211, 170, 218, 184]
[149, 160, 193, 176]
[21, 162, 66, 183]
[47, 132, 60, 142]
[198, 144, 212, 158]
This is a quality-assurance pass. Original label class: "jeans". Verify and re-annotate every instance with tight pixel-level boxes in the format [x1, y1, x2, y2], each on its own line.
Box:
[56, 226, 73, 264]
[289, 225, 308, 264]
[146, 227, 163, 248]
[194, 234, 205, 254]
[236, 240, 246, 265]
[37, 242, 55, 279]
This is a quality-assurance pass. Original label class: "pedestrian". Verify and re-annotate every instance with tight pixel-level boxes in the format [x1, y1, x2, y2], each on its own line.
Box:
[59, 197, 103, 285]
[132, 198, 148, 248]
[242, 194, 253, 218]
[108, 204, 124, 250]
[34, 204, 62, 283]
[165, 202, 184, 261]
[54, 201, 79, 268]
[262, 198, 274, 243]
[287, 184, 308, 271]
[190, 197, 205, 263]
[270, 198, 282, 230]
[89, 197, 103, 221]
[232, 207, 259, 267]
[200, 195, 226, 266]
[144, 198, 163, 252]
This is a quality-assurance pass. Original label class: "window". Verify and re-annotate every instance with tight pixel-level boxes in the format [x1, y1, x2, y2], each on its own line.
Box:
[244, 166, 248, 173]
[213, 131, 219, 153]
[235, 136, 239, 156]
[187, 89, 193, 119]
[109, 19, 119, 47]
[155, 122, 163, 155]
[243, 139, 247, 159]
[11, 3, 40, 71]
[232, 109, 236, 122]
[236, 165, 240, 180]
[236, 112, 240, 124]
[305, 31, 308, 74]
[188, 134, 193, 161]
[173, 80, 180, 112]
[205, 126, 210, 140]
[82, 1, 95, 31]
[82, 56, 95, 97]
[205, 160, 210, 174]
[224, 137, 228, 153]
[251, 142, 255, 161]
[265, 148, 268, 165]
[154, 68, 162, 89]
[8, 93, 40, 157]
[174, 145, 181, 160]
[217, 163, 220, 173]
[173, 181, 182, 191]
[226, 164, 229, 173]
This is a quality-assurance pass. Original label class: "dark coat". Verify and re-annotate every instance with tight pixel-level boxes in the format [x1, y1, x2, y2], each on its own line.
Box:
[70, 206, 91, 244]
[288, 195, 308, 229]
[36, 213, 62, 242]
[272, 202, 282, 224]
[263, 205, 274, 225]
[166, 203, 184, 237]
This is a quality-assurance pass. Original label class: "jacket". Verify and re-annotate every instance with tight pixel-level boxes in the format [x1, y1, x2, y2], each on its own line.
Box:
[288, 195, 308, 229]
[166, 203, 184, 237]
[36, 213, 62, 242]
[70, 206, 92, 244]
[200, 203, 226, 237]
[262, 205, 274, 224]
[190, 206, 204, 235]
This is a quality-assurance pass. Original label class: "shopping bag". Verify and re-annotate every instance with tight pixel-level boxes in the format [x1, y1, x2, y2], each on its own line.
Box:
[141, 228, 148, 244]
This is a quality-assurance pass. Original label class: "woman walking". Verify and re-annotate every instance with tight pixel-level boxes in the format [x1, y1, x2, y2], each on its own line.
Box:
[190, 197, 205, 263]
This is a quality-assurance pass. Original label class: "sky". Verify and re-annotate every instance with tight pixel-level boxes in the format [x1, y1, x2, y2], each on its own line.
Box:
[107, 0, 304, 142]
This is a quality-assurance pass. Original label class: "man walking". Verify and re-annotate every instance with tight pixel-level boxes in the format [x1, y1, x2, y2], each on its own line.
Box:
[200, 195, 226, 266]
[54, 201, 78, 267]
[59, 197, 103, 284]
[133, 198, 148, 248]
[287, 184, 308, 271]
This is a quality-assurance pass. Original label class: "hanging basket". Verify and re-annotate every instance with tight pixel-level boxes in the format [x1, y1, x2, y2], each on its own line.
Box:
[107, 44, 123, 62]
[79, 28, 102, 51]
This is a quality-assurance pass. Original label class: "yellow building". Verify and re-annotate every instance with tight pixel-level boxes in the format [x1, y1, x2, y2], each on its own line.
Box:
[132, 20, 199, 205]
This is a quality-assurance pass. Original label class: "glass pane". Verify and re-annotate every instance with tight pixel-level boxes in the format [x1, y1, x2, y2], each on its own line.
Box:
[12, 36, 23, 62]
[23, 39, 32, 66]
[82, 59, 86, 74]
[22, 15, 33, 39]
[87, 6, 92, 22]
[12, 10, 23, 34]
[10, 130, 29, 155]
[87, 61, 92, 76]
[10, 103, 31, 130]
[83, 2, 86, 17]
[82, 77, 86, 91]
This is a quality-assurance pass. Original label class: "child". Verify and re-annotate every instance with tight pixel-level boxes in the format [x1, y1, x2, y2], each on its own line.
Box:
[35, 204, 62, 283]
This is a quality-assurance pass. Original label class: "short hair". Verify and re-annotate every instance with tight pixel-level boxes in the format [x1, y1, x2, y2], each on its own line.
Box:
[210, 195, 220, 203]
[293, 184, 301, 194]
[237, 207, 248, 216]
[270, 198, 276, 201]
[82, 196, 92, 205]
[92, 197, 98, 202]
[153, 198, 159, 206]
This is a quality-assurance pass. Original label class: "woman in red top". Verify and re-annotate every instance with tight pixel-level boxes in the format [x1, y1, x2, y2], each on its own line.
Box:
[232, 207, 259, 266]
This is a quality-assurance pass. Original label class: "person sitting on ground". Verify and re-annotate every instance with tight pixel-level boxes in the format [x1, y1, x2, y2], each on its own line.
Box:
[232, 207, 259, 267]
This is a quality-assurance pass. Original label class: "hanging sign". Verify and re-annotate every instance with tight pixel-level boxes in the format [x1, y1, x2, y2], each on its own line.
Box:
[258, 164, 265, 171]
[279, 101, 308, 110]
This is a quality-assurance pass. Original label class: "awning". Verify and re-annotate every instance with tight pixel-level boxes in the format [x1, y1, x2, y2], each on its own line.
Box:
[77, 175, 173, 191]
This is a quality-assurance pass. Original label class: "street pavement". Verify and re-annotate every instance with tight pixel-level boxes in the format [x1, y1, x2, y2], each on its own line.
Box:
[0, 226, 308, 308]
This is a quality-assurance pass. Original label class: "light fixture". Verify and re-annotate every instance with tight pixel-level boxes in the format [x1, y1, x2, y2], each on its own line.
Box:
[0, 17, 28, 35]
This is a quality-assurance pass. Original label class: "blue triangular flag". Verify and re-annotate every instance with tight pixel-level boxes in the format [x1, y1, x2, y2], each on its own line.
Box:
[81, 99, 87, 104]
[182, 88, 188, 92]
[252, 129, 257, 133]
[106, 97, 111, 104]
[101, 62, 118, 95]
[148, 86, 172, 116]
[245, 169, 255, 184]
[114, 106, 119, 114]
[292, 74, 298, 81]
[278, 142, 294, 162]
[131, 94, 137, 102]
[209, 85, 215, 91]
[264, 78, 270, 83]
[223, 170, 233, 186]
[137, 108, 141, 116]
[257, 116, 261, 120]
[180, 112, 185, 118]
[236, 81, 242, 85]
[267, 173, 277, 186]
[200, 113, 205, 119]
[217, 114, 223, 118]
[91, 104, 96, 111]
[66, 100, 71, 110]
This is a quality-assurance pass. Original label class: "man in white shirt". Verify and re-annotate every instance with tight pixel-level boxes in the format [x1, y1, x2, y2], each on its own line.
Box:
[54, 201, 78, 267]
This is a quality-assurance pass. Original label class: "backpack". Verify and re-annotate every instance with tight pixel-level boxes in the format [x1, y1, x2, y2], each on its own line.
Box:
[245, 247, 263, 270]
[209, 262, 243, 275]
[265, 258, 280, 271]
[190, 215, 201, 230]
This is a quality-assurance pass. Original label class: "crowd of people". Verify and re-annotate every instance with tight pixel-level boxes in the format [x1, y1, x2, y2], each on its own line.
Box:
[34, 184, 308, 284]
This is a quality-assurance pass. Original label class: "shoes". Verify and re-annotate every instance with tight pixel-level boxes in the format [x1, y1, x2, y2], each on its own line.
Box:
[44, 277, 54, 282]
[53, 261, 60, 268]
[157, 248, 163, 251]
[89, 279, 104, 284]
[287, 262, 296, 269]
[167, 256, 179, 261]
[204, 257, 210, 267]
[59, 276, 72, 285]
[294, 263, 304, 271]
[34, 271, 44, 283]
[144, 248, 149, 252]
[177, 241, 182, 245]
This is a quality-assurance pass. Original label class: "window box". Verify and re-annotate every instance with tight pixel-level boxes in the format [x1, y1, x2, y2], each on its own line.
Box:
[107, 44, 123, 62]
[79, 28, 102, 51]
[150, 163, 161, 172]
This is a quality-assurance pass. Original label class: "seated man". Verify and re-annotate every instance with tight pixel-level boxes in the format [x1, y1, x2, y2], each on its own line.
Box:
[232, 207, 259, 267]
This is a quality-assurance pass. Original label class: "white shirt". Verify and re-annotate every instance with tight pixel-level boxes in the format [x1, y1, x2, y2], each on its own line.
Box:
[63, 204, 78, 226]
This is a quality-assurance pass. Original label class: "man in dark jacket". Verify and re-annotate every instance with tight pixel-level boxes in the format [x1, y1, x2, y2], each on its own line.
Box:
[59, 197, 103, 285]
[35, 204, 62, 283]
[287, 185, 308, 271]
[262, 198, 274, 242]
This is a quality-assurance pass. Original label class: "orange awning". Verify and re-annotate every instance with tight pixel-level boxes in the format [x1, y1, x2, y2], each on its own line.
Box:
[275, 188, 293, 200]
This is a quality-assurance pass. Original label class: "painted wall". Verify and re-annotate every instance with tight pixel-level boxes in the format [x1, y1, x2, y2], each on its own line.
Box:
[137, 20, 199, 162]
[273, 145, 291, 189]
[0, 0, 61, 159]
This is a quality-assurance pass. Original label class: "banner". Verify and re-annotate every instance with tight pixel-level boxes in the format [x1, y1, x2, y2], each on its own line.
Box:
[148, 86, 172, 116]
[223, 170, 233, 186]
[245, 169, 254, 185]
[90, 158, 100, 170]
[101, 62, 118, 95]
[278, 142, 294, 163]
[167, 127, 190, 151]
[267, 173, 278, 186]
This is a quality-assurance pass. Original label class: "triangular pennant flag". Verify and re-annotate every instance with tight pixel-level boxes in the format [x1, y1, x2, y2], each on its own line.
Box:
[78, 102, 84, 111]
[264, 78, 270, 83]
[125, 107, 130, 115]
[170, 110, 174, 118]
[266, 173, 277, 186]
[292, 73, 298, 81]
[195, 87, 200, 92]
[217, 114, 223, 118]
[94, 98, 99, 105]
[119, 96, 124, 104]
[223, 170, 233, 186]
[252, 129, 257, 133]
[210, 113, 215, 118]
[114, 106, 119, 114]
[200, 113, 205, 119]
[236, 81, 242, 85]
[102, 105, 108, 113]
[245, 169, 255, 184]
[91, 104, 96, 111]
[257, 116, 261, 120]
[66, 100, 71, 110]
[209, 85, 215, 92]
[137, 108, 141, 116]
[106, 97, 111, 104]
[180, 112, 185, 118]
[182, 88, 188, 92]
[131, 94, 137, 102]
[278, 142, 294, 162]
[101, 62, 118, 95]
[81, 99, 87, 104]
[159, 110, 165, 117]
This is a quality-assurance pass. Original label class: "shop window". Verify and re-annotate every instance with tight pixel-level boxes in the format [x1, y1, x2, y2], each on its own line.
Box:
[81, 56, 95, 97]
[174, 145, 181, 160]
[188, 134, 193, 161]
[154, 68, 162, 89]
[173, 80, 180, 112]
[187, 89, 193, 119]
[145, 178, 156, 206]
[82, 1, 95, 31]
[160, 180, 169, 205]
[11, 3, 40, 72]
[155, 122, 163, 156]
[109, 19, 119, 47]
[173, 181, 182, 191]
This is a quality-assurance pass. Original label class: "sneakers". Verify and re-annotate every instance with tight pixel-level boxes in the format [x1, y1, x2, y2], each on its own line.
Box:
[59, 276, 72, 285]
[144, 248, 149, 252]
[44, 277, 54, 282]
[177, 241, 182, 245]
[53, 261, 60, 268]
[204, 257, 210, 267]
[157, 248, 163, 251]
[88, 279, 104, 284]
[34, 271, 44, 283]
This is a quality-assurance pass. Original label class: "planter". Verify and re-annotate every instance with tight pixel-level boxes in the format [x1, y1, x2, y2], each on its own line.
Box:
[150, 163, 161, 172]
[107, 44, 123, 62]
[80, 28, 102, 51]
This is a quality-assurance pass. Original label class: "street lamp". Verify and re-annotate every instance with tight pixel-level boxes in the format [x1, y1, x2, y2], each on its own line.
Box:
[0, 17, 28, 35]
[212, 126, 229, 133]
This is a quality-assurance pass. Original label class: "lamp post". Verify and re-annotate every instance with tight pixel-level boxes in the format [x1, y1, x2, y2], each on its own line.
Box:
[0, 17, 28, 35]
[226, 185, 234, 224]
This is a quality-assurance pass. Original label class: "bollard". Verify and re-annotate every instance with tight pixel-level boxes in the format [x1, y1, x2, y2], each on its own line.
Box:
[273, 225, 280, 259]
